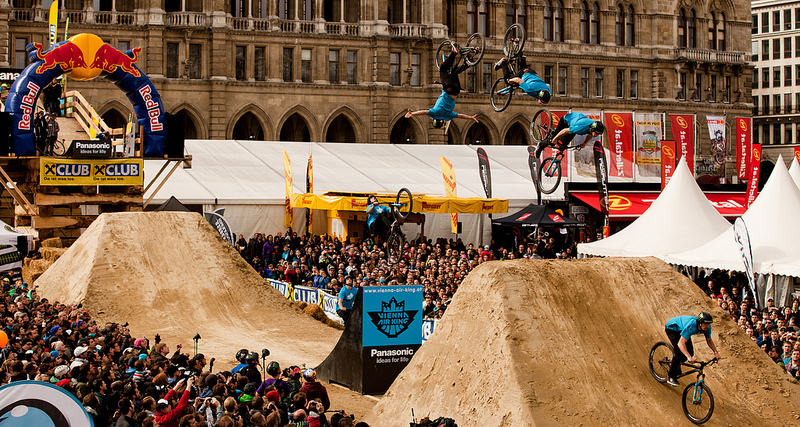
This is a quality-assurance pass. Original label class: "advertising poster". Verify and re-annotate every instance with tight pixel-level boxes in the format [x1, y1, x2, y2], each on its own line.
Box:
[669, 114, 695, 174]
[705, 116, 726, 179]
[282, 150, 293, 227]
[40, 158, 143, 185]
[572, 111, 602, 179]
[634, 113, 663, 181]
[661, 140, 676, 190]
[604, 112, 634, 179]
[439, 156, 458, 234]
[736, 117, 751, 180]
[747, 144, 761, 207]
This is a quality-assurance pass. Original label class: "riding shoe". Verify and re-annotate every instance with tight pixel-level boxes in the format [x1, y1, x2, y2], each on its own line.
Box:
[494, 58, 507, 71]
[667, 377, 680, 387]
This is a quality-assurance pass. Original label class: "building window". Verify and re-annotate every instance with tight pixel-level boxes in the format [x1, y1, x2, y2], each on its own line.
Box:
[694, 74, 702, 101]
[118, 41, 130, 53]
[774, 38, 780, 59]
[254, 47, 265, 81]
[301, 48, 311, 83]
[716, 13, 725, 51]
[617, 69, 625, 98]
[708, 75, 716, 102]
[478, 0, 488, 35]
[14, 37, 28, 69]
[615, 5, 624, 45]
[544, 65, 553, 86]
[774, 123, 781, 143]
[390, 52, 400, 86]
[329, 49, 339, 83]
[544, 1, 553, 41]
[774, 93, 781, 113]
[166, 42, 180, 78]
[235, 45, 246, 80]
[188, 43, 202, 79]
[467, 0, 477, 34]
[786, 37, 792, 59]
[679, 72, 687, 100]
[283, 47, 293, 82]
[796, 36, 800, 57]
[752, 68, 758, 89]
[581, 2, 589, 44]
[762, 95, 769, 114]
[518, 1, 528, 31]
[581, 67, 590, 97]
[796, 8, 800, 29]
[688, 9, 696, 48]
[411, 53, 420, 86]
[506, 1, 526, 29]
[762, 40, 769, 60]
[595, 68, 603, 97]
[625, 5, 635, 46]
[774, 11, 780, 32]
[558, 66, 567, 96]
[554, 0, 564, 42]
[752, 14, 757, 34]
[483, 63, 492, 94]
[762, 123, 769, 143]
[786, 65, 792, 86]
[786, 93, 793, 113]
[786, 9, 792, 30]
[774, 67, 781, 87]
[723, 75, 731, 103]
[796, 64, 800, 85]
[678, 9, 686, 48]
[467, 66, 475, 92]
[762, 68, 769, 88]
[787, 124, 793, 143]
[752, 40, 758, 62]
[630, 70, 638, 98]
[346, 50, 357, 84]
[762, 12, 768, 33]
[590, 2, 600, 44]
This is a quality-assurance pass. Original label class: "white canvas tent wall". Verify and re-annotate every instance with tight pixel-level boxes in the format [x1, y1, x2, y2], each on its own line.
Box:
[577, 157, 730, 258]
[144, 141, 550, 244]
[664, 156, 800, 305]
[0, 220, 33, 273]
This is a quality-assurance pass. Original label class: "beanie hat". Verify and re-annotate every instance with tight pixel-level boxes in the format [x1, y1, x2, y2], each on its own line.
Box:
[265, 390, 280, 403]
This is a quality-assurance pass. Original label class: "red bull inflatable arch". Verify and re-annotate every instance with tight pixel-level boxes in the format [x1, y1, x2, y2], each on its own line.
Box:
[2, 33, 166, 157]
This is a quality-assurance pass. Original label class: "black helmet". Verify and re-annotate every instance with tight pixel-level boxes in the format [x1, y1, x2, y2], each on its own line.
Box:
[235, 349, 249, 364]
[432, 119, 445, 129]
[589, 121, 605, 134]
[537, 90, 551, 104]
[266, 361, 281, 377]
[697, 312, 713, 324]
[245, 351, 258, 365]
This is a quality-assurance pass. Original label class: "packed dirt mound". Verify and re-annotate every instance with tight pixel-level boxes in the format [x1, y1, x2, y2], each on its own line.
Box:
[365, 257, 800, 426]
[34, 212, 341, 368]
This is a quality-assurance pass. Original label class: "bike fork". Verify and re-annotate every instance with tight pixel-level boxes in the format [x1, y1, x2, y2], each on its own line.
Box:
[691, 382, 704, 404]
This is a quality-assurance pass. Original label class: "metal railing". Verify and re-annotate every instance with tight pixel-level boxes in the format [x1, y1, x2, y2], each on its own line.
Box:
[676, 48, 746, 64]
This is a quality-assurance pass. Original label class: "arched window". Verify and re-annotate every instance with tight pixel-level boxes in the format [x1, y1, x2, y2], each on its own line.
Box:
[554, 0, 564, 42]
[507, 1, 516, 29]
[717, 12, 726, 51]
[678, 8, 686, 48]
[467, 0, 477, 34]
[625, 5, 635, 46]
[590, 2, 600, 44]
[519, 1, 527, 31]
[615, 4, 624, 45]
[708, 12, 716, 50]
[581, 2, 590, 44]
[544, 0, 553, 41]
[478, 1, 488, 35]
[688, 9, 697, 48]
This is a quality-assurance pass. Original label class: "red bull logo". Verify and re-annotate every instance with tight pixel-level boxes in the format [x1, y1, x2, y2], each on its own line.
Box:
[676, 116, 688, 129]
[33, 42, 88, 74]
[662, 145, 675, 159]
[611, 114, 625, 128]
[90, 44, 141, 78]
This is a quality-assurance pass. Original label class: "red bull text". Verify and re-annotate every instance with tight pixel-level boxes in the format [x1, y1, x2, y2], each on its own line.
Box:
[138, 85, 163, 131]
[18, 82, 41, 130]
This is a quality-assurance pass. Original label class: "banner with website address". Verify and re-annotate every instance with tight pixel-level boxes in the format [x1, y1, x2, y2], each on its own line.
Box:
[40, 158, 143, 185]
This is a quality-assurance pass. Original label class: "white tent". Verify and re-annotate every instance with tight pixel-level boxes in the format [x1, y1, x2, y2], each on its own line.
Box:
[789, 157, 800, 189]
[144, 141, 555, 244]
[577, 157, 730, 258]
[664, 155, 800, 281]
[0, 219, 33, 273]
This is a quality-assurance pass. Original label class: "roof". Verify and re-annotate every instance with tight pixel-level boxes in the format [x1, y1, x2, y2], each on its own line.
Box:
[492, 203, 585, 227]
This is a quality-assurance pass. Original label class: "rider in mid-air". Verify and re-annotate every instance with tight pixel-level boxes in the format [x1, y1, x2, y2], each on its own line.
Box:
[405, 46, 479, 128]
[494, 55, 551, 105]
[535, 112, 605, 158]
[366, 195, 393, 238]
[664, 312, 721, 387]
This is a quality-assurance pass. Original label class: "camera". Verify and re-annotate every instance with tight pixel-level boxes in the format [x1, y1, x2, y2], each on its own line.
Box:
[121, 322, 129, 328]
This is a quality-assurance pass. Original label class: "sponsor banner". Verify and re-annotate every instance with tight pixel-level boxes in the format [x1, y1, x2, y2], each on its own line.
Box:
[795, 146, 800, 165]
[49, 1, 59, 48]
[634, 113, 663, 180]
[422, 319, 440, 343]
[290, 193, 507, 214]
[203, 208, 235, 246]
[669, 114, 695, 174]
[71, 140, 113, 158]
[661, 140, 677, 190]
[362, 285, 423, 347]
[476, 148, 492, 198]
[306, 153, 313, 234]
[736, 118, 751, 180]
[0, 245, 23, 273]
[527, 146, 540, 200]
[439, 157, 458, 234]
[747, 144, 762, 207]
[545, 110, 570, 178]
[267, 279, 343, 323]
[706, 115, 726, 177]
[592, 141, 609, 215]
[572, 111, 601, 179]
[0, 380, 94, 427]
[40, 158, 142, 185]
[0, 68, 23, 86]
[604, 112, 634, 178]
[282, 150, 293, 227]
[733, 218, 757, 304]
[573, 192, 746, 217]
[361, 344, 421, 394]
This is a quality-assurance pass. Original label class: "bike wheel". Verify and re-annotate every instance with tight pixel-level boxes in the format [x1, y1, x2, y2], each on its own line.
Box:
[529, 108, 554, 145]
[490, 78, 513, 112]
[648, 341, 673, 383]
[387, 231, 405, 265]
[435, 40, 455, 71]
[395, 188, 413, 220]
[682, 382, 714, 424]
[538, 157, 561, 194]
[464, 33, 485, 67]
[53, 141, 67, 157]
[503, 23, 526, 57]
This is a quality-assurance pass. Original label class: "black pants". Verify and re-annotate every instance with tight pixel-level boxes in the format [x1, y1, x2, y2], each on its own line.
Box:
[369, 212, 393, 237]
[666, 328, 694, 380]
[502, 55, 529, 81]
[337, 308, 350, 324]
[536, 118, 573, 157]
[440, 50, 467, 96]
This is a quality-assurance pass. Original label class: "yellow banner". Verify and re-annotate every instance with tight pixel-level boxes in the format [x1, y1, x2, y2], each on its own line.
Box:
[282, 150, 293, 227]
[48, 1, 58, 48]
[40, 158, 143, 186]
[290, 193, 507, 214]
[440, 156, 458, 233]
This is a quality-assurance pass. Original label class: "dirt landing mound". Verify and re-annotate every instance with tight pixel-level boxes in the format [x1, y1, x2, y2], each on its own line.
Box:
[34, 212, 341, 368]
[365, 257, 800, 427]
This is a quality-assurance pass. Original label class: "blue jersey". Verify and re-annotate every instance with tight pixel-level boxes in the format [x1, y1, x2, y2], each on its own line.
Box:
[666, 316, 712, 340]
[563, 112, 595, 135]
[366, 204, 390, 227]
[519, 73, 550, 97]
[338, 285, 358, 310]
[427, 91, 459, 121]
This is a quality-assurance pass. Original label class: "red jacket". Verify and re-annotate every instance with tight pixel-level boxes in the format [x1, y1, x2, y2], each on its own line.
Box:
[154, 388, 190, 427]
[299, 381, 330, 410]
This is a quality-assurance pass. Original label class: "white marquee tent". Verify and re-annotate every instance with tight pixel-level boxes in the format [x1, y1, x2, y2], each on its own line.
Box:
[790, 158, 800, 189]
[144, 141, 556, 244]
[577, 157, 731, 258]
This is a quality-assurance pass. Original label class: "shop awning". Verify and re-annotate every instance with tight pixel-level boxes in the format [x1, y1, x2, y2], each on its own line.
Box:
[290, 193, 508, 214]
[572, 192, 746, 218]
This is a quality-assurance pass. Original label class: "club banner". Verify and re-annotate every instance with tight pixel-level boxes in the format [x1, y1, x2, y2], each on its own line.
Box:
[203, 208, 235, 246]
[573, 111, 602, 179]
[283, 150, 293, 227]
[40, 158, 142, 185]
[604, 112, 634, 178]
[661, 140, 676, 190]
[747, 144, 761, 207]
[669, 114, 695, 175]
[440, 156, 458, 234]
[0, 381, 94, 426]
[476, 148, 492, 198]
[306, 153, 313, 233]
[706, 116, 726, 178]
[733, 218, 757, 306]
[736, 117, 751, 180]
[592, 140, 609, 216]
[634, 113, 663, 180]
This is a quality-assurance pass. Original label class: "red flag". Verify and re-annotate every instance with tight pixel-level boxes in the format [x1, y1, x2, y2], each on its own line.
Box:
[794, 146, 800, 166]
[746, 144, 761, 207]
[669, 114, 695, 174]
[661, 140, 676, 190]
[736, 118, 751, 180]
[604, 112, 633, 178]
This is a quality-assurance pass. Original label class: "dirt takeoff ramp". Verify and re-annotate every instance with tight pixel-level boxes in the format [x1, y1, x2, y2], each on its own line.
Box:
[34, 212, 340, 368]
[365, 257, 800, 426]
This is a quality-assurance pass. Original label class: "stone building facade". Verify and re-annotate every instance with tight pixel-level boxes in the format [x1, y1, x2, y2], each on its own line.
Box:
[1, 0, 751, 177]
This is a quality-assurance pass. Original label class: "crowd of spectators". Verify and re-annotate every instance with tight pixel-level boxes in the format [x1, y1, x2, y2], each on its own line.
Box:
[697, 269, 800, 379]
[0, 271, 367, 426]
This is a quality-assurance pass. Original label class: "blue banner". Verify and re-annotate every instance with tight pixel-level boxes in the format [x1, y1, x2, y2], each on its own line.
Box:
[362, 286, 422, 347]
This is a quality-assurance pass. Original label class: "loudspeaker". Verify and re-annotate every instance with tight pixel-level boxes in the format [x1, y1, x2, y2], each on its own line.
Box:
[16, 236, 28, 258]
[164, 113, 185, 158]
[0, 112, 11, 156]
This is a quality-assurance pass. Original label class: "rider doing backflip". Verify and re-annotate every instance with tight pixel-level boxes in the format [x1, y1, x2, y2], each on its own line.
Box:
[405, 46, 479, 128]
[366, 195, 393, 238]
[536, 112, 605, 158]
[664, 312, 721, 387]
[494, 55, 551, 104]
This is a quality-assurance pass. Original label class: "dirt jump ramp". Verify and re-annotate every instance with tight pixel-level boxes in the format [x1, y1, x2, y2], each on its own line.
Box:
[34, 212, 340, 368]
[365, 257, 800, 426]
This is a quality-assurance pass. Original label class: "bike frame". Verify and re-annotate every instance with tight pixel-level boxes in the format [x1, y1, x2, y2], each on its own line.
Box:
[540, 145, 580, 176]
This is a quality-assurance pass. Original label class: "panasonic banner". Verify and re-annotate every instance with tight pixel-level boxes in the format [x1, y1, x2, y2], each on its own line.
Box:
[362, 285, 422, 394]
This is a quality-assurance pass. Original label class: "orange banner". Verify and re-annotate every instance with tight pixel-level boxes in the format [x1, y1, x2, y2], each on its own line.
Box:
[660, 140, 676, 190]
[283, 150, 293, 227]
[440, 156, 458, 234]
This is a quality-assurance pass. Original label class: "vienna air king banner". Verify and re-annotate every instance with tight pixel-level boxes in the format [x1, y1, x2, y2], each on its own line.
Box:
[40, 158, 143, 185]
[669, 114, 695, 174]
[603, 112, 633, 178]
[736, 117, 751, 180]
[362, 285, 422, 394]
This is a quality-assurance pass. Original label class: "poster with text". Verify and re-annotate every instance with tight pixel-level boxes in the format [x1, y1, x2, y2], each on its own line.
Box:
[705, 116, 726, 179]
[634, 113, 663, 181]
[603, 112, 634, 179]
[572, 111, 602, 180]
[736, 117, 751, 180]
[669, 114, 695, 175]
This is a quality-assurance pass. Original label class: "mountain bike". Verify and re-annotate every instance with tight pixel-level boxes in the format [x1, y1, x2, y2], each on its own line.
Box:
[649, 341, 718, 424]
[385, 188, 413, 265]
[528, 108, 579, 194]
[490, 23, 526, 112]
[434, 33, 485, 72]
